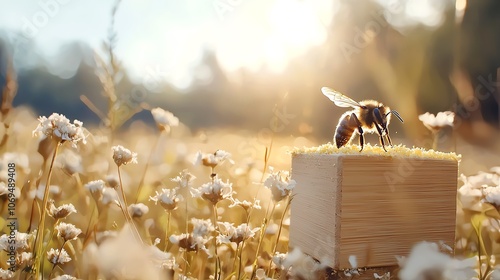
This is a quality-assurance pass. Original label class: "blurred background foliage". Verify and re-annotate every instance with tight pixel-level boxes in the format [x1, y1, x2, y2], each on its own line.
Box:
[0, 0, 499, 158]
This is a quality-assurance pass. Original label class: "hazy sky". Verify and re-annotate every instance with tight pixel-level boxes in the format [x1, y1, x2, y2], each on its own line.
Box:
[0, 0, 451, 89]
[0, 0, 335, 88]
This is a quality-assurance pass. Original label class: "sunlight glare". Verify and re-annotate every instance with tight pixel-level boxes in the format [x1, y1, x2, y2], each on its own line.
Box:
[455, 0, 467, 21]
[216, 0, 332, 74]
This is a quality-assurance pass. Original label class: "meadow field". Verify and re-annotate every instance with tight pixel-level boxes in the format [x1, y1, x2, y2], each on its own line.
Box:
[1, 94, 500, 280]
[2, 1, 500, 279]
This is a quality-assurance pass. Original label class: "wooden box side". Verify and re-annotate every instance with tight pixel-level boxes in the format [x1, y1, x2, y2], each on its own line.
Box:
[338, 156, 458, 268]
[289, 154, 342, 267]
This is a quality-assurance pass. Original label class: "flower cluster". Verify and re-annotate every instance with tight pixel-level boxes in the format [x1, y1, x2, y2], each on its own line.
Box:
[398, 241, 476, 279]
[0, 231, 32, 252]
[194, 150, 233, 168]
[128, 203, 149, 218]
[171, 169, 196, 188]
[55, 222, 82, 242]
[111, 145, 138, 166]
[418, 111, 455, 132]
[32, 113, 87, 147]
[47, 248, 72, 265]
[151, 107, 179, 131]
[150, 188, 183, 211]
[190, 176, 234, 205]
[454, 167, 500, 276]
[48, 202, 77, 219]
[216, 222, 260, 245]
[169, 218, 214, 256]
[458, 169, 500, 211]
[264, 168, 296, 202]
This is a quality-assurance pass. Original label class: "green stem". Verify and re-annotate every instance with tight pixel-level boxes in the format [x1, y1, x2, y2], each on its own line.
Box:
[432, 130, 439, 150]
[212, 204, 220, 280]
[135, 131, 162, 203]
[231, 243, 239, 276]
[33, 143, 60, 280]
[270, 196, 292, 278]
[48, 241, 67, 279]
[237, 241, 244, 280]
[164, 211, 171, 252]
[251, 201, 275, 279]
[117, 166, 143, 244]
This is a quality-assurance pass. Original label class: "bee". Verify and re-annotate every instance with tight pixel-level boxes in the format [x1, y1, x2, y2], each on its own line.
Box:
[321, 87, 404, 152]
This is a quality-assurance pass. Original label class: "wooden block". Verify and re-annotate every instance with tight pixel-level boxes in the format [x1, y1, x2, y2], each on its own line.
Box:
[289, 144, 459, 270]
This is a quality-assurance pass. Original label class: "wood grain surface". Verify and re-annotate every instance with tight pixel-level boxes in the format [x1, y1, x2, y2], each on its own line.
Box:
[289, 153, 458, 270]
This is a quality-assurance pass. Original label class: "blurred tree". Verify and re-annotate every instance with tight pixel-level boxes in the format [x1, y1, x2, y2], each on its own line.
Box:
[459, 0, 500, 128]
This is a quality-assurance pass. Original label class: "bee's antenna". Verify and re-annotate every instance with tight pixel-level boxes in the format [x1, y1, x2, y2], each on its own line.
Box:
[386, 110, 404, 123]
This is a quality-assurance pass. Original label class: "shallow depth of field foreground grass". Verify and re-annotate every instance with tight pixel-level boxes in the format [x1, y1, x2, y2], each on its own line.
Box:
[1, 96, 500, 279]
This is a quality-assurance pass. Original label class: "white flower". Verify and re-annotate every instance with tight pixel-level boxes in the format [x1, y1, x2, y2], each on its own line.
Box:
[171, 170, 196, 188]
[147, 244, 176, 269]
[0, 231, 32, 252]
[151, 107, 179, 131]
[264, 168, 296, 202]
[229, 198, 261, 211]
[48, 202, 77, 219]
[217, 222, 260, 244]
[17, 251, 33, 264]
[102, 187, 120, 205]
[55, 222, 82, 242]
[106, 174, 119, 189]
[418, 111, 455, 131]
[32, 113, 86, 147]
[47, 248, 71, 264]
[57, 149, 82, 174]
[191, 218, 215, 237]
[29, 184, 61, 200]
[272, 252, 287, 270]
[149, 188, 183, 211]
[255, 268, 272, 280]
[84, 180, 105, 194]
[348, 255, 357, 268]
[0, 268, 14, 279]
[0, 182, 20, 198]
[490, 266, 500, 280]
[51, 275, 77, 280]
[128, 203, 149, 218]
[190, 177, 234, 204]
[111, 145, 138, 166]
[265, 223, 279, 235]
[398, 242, 476, 280]
[194, 150, 233, 168]
[464, 172, 500, 188]
[490, 166, 500, 175]
[1, 152, 30, 174]
[276, 248, 325, 279]
[169, 233, 211, 255]
[483, 186, 500, 207]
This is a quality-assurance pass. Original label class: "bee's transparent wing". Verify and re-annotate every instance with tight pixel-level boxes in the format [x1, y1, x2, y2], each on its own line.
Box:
[321, 87, 362, 108]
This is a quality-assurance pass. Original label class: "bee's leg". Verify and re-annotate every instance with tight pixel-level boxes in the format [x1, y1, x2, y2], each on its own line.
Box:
[374, 124, 387, 152]
[350, 113, 364, 152]
[385, 127, 393, 146]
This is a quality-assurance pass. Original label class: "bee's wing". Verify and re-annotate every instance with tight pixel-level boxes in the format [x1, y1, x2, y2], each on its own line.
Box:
[321, 87, 362, 108]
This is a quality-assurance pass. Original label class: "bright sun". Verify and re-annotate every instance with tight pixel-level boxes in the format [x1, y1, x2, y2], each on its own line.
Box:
[214, 0, 334, 74]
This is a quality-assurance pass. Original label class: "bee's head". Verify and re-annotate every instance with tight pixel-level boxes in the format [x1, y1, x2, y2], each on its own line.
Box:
[374, 106, 403, 130]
